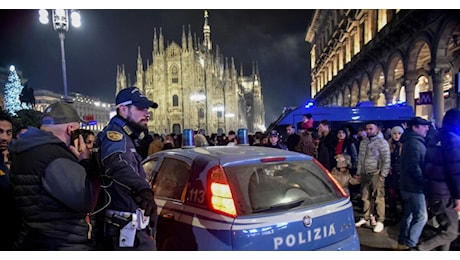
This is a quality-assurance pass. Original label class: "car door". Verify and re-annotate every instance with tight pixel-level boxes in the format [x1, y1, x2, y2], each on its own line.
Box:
[150, 156, 193, 250]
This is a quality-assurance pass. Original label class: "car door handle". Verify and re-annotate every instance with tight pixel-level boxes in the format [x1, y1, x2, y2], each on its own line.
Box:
[162, 213, 174, 219]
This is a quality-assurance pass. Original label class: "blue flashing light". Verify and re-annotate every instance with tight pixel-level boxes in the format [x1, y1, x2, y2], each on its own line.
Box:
[237, 128, 249, 145]
[304, 100, 315, 109]
[386, 101, 406, 107]
[182, 129, 195, 148]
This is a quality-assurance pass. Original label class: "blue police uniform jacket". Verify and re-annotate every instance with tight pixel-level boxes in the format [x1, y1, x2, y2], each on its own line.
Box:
[97, 115, 151, 213]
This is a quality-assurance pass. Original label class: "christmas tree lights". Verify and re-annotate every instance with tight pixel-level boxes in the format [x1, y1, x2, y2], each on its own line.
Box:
[4, 65, 30, 116]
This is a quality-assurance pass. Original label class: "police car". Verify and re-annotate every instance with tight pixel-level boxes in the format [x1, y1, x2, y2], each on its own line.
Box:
[142, 130, 360, 251]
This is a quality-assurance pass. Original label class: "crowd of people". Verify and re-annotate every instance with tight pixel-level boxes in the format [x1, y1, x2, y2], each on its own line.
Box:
[0, 86, 459, 251]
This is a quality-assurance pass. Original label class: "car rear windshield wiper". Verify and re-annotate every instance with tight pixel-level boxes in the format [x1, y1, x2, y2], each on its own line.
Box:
[253, 199, 305, 213]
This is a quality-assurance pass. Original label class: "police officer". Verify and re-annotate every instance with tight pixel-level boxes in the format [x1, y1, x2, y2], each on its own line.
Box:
[95, 87, 158, 250]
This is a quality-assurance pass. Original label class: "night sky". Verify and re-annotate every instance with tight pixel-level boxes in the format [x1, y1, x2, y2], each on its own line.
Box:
[0, 9, 314, 125]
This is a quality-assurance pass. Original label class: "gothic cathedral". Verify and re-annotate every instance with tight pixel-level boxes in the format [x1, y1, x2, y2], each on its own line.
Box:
[115, 11, 265, 136]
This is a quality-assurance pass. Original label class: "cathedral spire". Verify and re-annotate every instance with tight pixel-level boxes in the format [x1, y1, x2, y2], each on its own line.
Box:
[182, 25, 187, 52]
[159, 27, 164, 54]
[254, 61, 260, 86]
[202, 10, 212, 51]
[137, 47, 142, 71]
[136, 46, 144, 90]
[231, 57, 237, 80]
[188, 24, 193, 51]
[153, 28, 158, 55]
[224, 57, 229, 80]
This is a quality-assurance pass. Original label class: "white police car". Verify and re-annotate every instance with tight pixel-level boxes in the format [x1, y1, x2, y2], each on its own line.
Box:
[142, 130, 360, 251]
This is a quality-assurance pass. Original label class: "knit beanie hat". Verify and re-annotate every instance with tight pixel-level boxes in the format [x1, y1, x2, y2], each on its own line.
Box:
[391, 126, 404, 135]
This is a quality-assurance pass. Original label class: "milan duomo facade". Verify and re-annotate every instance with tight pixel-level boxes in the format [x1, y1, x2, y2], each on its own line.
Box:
[115, 11, 265, 136]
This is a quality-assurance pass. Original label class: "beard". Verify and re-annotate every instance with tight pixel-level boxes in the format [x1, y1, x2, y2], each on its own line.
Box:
[126, 116, 148, 131]
[367, 133, 377, 138]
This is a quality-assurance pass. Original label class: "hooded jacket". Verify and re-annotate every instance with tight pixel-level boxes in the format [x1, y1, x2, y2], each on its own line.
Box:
[399, 129, 427, 193]
[9, 127, 99, 250]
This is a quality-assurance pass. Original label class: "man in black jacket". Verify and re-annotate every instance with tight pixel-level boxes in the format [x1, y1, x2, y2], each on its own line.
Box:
[285, 124, 300, 151]
[9, 101, 100, 250]
[396, 117, 430, 250]
[417, 108, 460, 251]
[317, 120, 337, 171]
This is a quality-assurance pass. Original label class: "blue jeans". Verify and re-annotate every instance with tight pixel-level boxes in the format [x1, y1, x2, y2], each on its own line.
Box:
[398, 190, 428, 247]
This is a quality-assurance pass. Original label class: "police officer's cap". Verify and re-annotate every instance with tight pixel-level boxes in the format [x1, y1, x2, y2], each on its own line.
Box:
[116, 87, 158, 109]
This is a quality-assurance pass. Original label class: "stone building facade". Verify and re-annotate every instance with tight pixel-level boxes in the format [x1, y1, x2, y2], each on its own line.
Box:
[116, 11, 265, 135]
[306, 10, 460, 128]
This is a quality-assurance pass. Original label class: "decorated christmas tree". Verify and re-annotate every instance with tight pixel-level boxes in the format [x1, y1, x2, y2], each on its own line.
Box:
[4, 65, 30, 116]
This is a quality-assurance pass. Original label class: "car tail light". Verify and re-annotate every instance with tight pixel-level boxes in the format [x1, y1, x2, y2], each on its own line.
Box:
[313, 158, 349, 198]
[206, 165, 237, 217]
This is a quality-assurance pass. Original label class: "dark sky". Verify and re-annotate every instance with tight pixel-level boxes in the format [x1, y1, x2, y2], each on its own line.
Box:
[0, 9, 313, 125]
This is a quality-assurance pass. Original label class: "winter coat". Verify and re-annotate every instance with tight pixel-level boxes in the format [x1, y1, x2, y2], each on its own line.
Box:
[356, 132, 391, 178]
[96, 115, 154, 216]
[286, 133, 301, 151]
[388, 139, 402, 175]
[399, 129, 427, 193]
[317, 131, 338, 171]
[9, 127, 99, 250]
[424, 129, 460, 200]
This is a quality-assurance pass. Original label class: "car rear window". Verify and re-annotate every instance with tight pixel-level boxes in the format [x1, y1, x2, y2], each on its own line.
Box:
[224, 160, 342, 215]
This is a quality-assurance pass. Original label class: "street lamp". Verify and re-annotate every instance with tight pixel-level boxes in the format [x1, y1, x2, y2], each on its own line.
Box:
[212, 105, 225, 134]
[190, 92, 206, 131]
[39, 9, 81, 103]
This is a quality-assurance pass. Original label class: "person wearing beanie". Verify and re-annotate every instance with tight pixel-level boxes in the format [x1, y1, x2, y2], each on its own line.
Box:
[417, 109, 460, 251]
[386, 125, 404, 224]
[391, 126, 404, 136]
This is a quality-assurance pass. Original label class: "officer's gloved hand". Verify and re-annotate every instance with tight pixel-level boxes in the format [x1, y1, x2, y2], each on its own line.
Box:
[134, 189, 156, 217]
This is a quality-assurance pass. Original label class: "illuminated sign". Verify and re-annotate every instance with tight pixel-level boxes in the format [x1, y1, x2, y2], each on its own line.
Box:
[417, 91, 432, 105]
